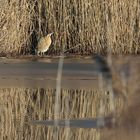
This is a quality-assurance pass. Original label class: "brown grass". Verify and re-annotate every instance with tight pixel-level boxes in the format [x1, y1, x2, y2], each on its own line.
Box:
[0, 0, 140, 56]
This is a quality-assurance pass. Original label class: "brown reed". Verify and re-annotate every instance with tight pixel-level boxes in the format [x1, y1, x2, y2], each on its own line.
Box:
[0, 0, 140, 56]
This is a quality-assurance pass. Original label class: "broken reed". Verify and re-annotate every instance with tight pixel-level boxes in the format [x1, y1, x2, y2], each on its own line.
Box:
[0, 0, 140, 55]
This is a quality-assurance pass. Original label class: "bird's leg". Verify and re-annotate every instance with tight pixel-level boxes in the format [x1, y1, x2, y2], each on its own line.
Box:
[35, 49, 37, 55]
[41, 52, 43, 57]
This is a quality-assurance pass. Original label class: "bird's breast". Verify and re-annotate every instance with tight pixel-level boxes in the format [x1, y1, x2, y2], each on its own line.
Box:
[45, 38, 52, 46]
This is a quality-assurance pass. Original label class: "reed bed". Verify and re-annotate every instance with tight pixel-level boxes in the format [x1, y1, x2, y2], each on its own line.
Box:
[0, 88, 123, 140]
[0, 0, 140, 56]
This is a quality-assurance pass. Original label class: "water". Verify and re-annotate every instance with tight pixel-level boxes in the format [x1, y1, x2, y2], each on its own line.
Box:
[0, 56, 139, 140]
[0, 88, 113, 140]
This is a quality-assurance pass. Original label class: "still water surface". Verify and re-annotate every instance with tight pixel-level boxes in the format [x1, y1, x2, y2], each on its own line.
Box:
[0, 56, 139, 140]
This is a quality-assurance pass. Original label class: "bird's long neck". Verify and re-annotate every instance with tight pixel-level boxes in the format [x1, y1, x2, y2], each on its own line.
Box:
[45, 35, 51, 40]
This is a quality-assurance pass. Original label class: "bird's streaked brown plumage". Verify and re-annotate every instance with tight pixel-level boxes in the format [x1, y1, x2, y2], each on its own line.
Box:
[36, 33, 53, 56]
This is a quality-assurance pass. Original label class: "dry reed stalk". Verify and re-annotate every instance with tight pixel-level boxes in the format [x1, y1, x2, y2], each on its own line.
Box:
[0, 0, 35, 55]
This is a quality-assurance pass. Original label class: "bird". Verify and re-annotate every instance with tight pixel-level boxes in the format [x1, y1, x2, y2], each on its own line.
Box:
[36, 32, 53, 56]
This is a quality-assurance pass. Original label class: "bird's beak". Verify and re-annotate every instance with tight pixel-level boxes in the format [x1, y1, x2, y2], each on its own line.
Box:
[50, 32, 54, 36]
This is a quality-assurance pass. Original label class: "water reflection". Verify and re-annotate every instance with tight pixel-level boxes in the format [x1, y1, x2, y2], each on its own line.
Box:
[30, 117, 115, 129]
[0, 88, 123, 140]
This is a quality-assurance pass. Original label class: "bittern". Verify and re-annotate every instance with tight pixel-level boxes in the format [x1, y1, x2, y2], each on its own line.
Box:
[36, 32, 53, 56]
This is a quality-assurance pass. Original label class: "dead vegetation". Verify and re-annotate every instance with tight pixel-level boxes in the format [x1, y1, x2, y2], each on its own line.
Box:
[0, 0, 140, 56]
